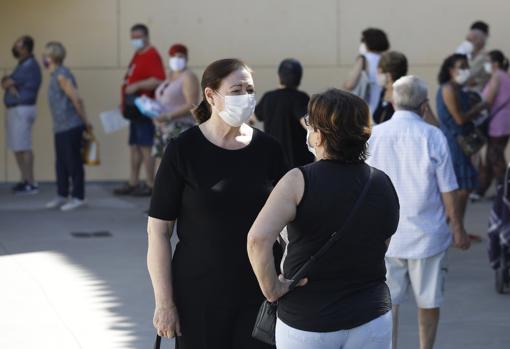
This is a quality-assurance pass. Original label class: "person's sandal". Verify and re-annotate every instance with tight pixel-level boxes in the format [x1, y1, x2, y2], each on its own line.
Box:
[113, 183, 138, 195]
[131, 184, 153, 197]
[468, 233, 483, 242]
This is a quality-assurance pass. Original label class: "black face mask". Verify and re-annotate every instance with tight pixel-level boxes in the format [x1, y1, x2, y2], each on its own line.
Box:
[12, 47, 20, 59]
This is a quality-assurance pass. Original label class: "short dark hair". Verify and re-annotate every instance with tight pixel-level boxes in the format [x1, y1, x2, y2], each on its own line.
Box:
[193, 58, 252, 124]
[471, 21, 489, 35]
[489, 50, 509, 72]
[361, 28, 390, 53]
[130, 23, 149, 36]
[308, 89, 371, 163]
[438, 54, 468, 84]
[278, 58, 303, 88]
[378, 51, 408, 82]
[20, 35, 34, 53]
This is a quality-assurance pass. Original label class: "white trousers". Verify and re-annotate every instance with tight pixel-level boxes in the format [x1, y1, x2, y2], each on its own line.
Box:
[275, 311, 392, 349]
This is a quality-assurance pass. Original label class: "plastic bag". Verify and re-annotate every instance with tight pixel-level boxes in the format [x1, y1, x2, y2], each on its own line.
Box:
[82, 130, 100, 166]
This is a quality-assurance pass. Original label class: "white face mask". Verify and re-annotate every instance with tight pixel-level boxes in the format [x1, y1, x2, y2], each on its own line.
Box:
[376, 73, 388, 87]
[456, 40, 474, 56]
[306, 128, 317, 158]
[359, 43, 368, 55]
[454, 69, 471, 85]
[484, 62, 493, 74]
[130, 38, 145, 50]
[169, 57, 187, 71]
[217, 93, 256, 127]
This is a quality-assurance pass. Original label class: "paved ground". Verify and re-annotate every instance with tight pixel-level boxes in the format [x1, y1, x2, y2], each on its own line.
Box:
[0, 183, 509, 349]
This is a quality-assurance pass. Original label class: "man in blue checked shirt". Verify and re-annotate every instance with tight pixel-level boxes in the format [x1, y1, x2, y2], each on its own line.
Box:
[2, 35, 42, 194]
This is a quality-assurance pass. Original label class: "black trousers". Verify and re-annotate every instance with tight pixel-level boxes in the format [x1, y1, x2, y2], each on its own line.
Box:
[54, 126, 85, 199]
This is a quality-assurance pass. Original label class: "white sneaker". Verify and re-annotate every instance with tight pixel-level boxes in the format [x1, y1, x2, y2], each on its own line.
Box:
[60, 198, 86, 211]
[46, 196, 67, 209]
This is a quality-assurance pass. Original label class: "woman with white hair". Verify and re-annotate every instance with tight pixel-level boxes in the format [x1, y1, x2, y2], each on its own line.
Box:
[43, 41, 92, 211]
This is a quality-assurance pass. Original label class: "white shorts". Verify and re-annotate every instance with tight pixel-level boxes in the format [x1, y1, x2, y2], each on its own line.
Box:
[386, 251, 448, 309]
[275, 312, 392, 349]
[5, 105, 37, 151]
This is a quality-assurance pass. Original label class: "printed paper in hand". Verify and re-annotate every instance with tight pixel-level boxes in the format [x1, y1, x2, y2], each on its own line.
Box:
[100, 109, 130, 134]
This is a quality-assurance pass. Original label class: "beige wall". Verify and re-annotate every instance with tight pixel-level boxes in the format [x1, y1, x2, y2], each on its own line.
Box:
[1, 0, 510, 181]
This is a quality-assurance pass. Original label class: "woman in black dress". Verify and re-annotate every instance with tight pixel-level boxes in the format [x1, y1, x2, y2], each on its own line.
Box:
[147, 58, 286, 348]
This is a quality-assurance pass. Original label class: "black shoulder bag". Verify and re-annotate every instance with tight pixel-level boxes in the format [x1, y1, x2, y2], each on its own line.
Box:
[251, 167, 375, 346]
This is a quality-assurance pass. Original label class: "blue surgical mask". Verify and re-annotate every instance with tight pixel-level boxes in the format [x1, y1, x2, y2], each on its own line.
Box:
[130, 38, 145, 50]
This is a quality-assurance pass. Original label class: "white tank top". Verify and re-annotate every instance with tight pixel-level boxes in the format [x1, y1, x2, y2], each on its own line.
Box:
[363, 52, 382, 113]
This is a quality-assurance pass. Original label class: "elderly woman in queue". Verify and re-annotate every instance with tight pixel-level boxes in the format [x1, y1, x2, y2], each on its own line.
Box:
[248, 89, 400, 348]
[152, 44, 199, 162]
[147, 58, 287, 349]
[43, 42, 92, 211]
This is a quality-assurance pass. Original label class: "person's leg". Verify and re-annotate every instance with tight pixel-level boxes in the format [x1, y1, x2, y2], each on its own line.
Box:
[408, 251, 447, 349]
[458, 189, 469, 219]
[24, 150, 35, 184]
[22, 107, 37, 185]
[490, 136, 509, 185]
[457, 189, 481, 240]
[140, 146, 155, 187]
[343, 311, 392, 349]
[55, 132, 69, 198]
[130, 145, 142, 186]
[391, 305, 399, 349]
[477, 143, 493, 197]
[14, 151, 28, 182]
[68, 127, 85, 200]
[385, 257, 410, 349]
[275, 318, 343, 349]
[418, 308, 440, 349]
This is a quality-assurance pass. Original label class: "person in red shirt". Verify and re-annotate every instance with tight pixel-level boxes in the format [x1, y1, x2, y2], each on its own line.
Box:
[114, 24, 165, 196]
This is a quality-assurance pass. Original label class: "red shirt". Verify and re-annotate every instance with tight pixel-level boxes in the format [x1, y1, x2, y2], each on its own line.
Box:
[122, 46, 165, 100]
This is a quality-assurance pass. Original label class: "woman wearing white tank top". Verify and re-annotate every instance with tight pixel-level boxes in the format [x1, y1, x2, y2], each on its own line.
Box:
[343, 28, 390, 114]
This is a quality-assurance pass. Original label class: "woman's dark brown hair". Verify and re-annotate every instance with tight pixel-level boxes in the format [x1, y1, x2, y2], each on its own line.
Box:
[378, 51, 408, 82]
[193, 58, 252, 123]
[308, 89, 371, 163]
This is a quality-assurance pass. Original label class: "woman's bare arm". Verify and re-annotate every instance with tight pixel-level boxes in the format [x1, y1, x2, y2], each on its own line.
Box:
[147, 217, 176, 308]
[483, 73, 501, 108]
[147, 216, 181, 338]
[247, 169, 305, 302]
[442, 84, 487, 125]
[343, 56, 364, 91]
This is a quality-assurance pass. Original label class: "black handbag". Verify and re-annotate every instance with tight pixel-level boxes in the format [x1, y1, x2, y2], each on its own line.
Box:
[122, 93, 145, 121]
[252, 167, 375, 346]
[457, 122, 487, 157]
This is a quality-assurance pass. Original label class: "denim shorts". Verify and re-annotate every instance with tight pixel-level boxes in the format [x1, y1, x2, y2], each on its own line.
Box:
[128, 120, 155, 146]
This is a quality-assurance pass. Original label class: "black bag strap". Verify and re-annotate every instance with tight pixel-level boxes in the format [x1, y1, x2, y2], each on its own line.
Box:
[288, 167, 375, 291]
[154, 335, 161, 349]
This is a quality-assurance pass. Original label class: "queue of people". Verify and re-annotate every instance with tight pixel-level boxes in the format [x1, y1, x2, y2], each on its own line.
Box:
[3, 18, 509, 349]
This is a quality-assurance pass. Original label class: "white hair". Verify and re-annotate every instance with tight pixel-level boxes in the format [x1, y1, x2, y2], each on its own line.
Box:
[45, 41, 66, 64]
[392, 75, 428, 111]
